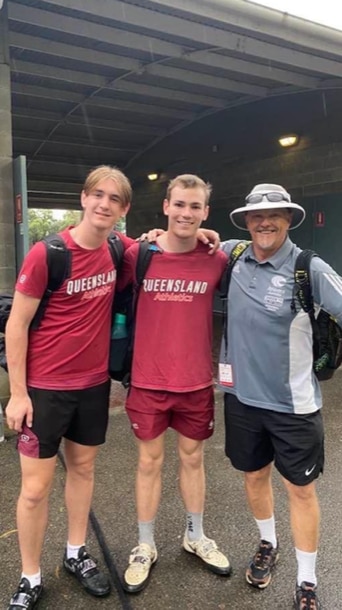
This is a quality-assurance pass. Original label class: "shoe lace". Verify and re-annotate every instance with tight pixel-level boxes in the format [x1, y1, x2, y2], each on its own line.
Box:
[254, 541, 274, 569]
[130, 545, 153, 567]
[298, 585, 319, 610]
[197, 538, 218, 557]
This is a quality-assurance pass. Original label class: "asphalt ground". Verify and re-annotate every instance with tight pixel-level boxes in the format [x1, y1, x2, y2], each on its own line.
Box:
[1, 373, 342, 610]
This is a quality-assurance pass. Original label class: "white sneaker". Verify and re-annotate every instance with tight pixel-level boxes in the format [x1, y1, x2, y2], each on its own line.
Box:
[183, 534, 232, 575]
[123, 543, 158, 593]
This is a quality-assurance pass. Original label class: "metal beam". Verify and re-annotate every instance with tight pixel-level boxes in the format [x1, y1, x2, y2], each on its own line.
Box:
[11, 83, 85, 103]
[65, 115, 163, 136]
[144, 63, 267, 97]
[9, 32, 142, 73]
[84, 98, 196, 120]
[139, 0, 342, 55]
[37, 0, 342, 76]
[12, 60, 231, 108]
[8, 3, 187, 58]
[13, 134, 140, 152]
[11, 84, 196, 120]
[11, 59, 108, 88]
[181, 52, 320, 89]
[111, 80, 230, 108]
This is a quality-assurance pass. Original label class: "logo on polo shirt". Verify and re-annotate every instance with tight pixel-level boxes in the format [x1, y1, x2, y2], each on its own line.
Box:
[264, 276, 286, 312]
[271, 275, 286, 288]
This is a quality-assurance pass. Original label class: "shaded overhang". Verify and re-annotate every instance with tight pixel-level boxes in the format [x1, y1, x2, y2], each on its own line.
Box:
[5, 0, 342, 207]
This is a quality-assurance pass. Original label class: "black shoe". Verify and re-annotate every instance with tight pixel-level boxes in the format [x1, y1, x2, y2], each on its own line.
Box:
[246, 539, 279, 589]
[294, 581, 321, 609]
[8, 577, 43, 609]
[63, 546, 111, 597]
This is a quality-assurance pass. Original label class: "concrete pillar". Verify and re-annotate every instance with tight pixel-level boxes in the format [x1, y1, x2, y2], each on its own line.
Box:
[0, 0, 14, 405]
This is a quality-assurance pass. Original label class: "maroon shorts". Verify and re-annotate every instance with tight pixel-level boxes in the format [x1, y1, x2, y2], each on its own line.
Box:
[126, 385, 215, 441]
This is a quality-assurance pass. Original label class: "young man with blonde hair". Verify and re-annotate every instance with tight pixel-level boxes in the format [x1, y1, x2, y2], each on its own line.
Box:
[120, 174, 231, 594]
[5, 165, 133, 609]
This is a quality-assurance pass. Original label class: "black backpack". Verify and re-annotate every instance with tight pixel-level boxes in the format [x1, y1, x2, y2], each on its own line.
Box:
[292, 249, 342, 381]
[109, 241, 157, 387]
[0, 231, 124, 371]
[220, 242, 342, 381]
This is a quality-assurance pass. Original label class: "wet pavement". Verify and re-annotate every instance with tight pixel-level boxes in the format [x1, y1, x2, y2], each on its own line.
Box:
[1, 371, 342, 609]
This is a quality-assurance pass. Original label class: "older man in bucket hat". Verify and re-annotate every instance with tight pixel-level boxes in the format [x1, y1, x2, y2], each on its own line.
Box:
[219, 183, 342, 609]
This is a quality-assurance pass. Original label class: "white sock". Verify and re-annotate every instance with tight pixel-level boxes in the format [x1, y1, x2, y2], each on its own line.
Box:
[186, 512, 204, 542]
[21, 570, 41, 588]
[295, 548, 317, 586]
[138, 520, 156, 549]
[67, 542, 84, 560]
[255, 516, 277, 548]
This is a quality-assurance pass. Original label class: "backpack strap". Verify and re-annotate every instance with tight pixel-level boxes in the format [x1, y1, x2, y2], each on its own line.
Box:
[107, 232, 125, 271]
[31, 234, 71, 330]
[135, 241, 158, 287]
[120, 241, 158, 388]
[292, 249, 321, 361]
[292, 249, 316, 314]
[221, 241, 251, 362]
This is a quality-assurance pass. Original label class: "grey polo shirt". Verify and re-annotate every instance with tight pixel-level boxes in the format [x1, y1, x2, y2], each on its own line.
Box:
[219, 237, 342, 414]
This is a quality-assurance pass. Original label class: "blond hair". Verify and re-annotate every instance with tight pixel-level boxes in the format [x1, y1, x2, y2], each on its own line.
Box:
[83, 165, 132, 205]
[166, 174, 212, 206]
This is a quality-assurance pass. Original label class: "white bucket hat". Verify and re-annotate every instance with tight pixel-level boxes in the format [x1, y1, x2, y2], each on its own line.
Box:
[230, 183, 305, 231]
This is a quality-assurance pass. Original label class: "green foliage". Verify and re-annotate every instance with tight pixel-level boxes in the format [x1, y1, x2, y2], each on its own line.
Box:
[28, 209, 82, 245]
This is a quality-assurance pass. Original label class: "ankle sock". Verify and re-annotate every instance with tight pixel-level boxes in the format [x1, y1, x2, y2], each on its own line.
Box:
[21, 570, 41, 588]
[66, 542, 84, 560]
[186, 512, 204, 542]
[255, 516, 277, 548]
[138, 520, 156, 548]
[295, 548, 317, 586]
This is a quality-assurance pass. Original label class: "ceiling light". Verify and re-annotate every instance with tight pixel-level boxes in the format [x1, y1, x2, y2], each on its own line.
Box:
[147, 172, 159, 181]
[278, 135, 299, 148]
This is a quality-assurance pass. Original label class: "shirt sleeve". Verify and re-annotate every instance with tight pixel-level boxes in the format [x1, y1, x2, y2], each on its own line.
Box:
[15, 242, 48, 299]
[220, 239, 242, 256]
[310, 256, 342, 327]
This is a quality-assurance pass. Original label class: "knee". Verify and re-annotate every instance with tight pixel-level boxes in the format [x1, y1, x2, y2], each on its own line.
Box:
[286, 481, 317, 504]
[179, 447, 203, 470]
[138, 452, 164, 477]
[20, 480, 51, 508]
[67, 460, 95, 482]
[245, 466, 271, 488]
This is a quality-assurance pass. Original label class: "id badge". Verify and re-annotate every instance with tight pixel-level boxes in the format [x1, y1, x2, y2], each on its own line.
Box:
[219, 363, 234, 387]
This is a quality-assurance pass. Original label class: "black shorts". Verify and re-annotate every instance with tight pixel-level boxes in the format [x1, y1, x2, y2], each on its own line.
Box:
[17, 380, 111, 459]
[224, 393, 324, 486]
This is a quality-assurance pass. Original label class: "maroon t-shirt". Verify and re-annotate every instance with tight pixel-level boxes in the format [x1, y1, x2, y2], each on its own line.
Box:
[120, 241, 227, 392]
[15, 228, 133, 390]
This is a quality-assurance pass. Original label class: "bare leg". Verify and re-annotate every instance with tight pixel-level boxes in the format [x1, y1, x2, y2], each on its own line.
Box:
[283, 478, 320, 552]
[135, 434, 165, 522]
[63, 440, 99, 545]
[177, 434, 205, 513]
[244, 463, 274, 519]
[17, 454, 57, 574]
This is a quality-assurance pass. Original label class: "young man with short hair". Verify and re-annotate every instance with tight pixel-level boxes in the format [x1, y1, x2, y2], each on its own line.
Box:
[120, 174, 231, 594]
[5, 165, 133, 609]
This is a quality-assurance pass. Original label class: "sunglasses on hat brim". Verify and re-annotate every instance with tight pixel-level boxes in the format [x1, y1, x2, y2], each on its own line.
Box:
[245, 192, 291, 204]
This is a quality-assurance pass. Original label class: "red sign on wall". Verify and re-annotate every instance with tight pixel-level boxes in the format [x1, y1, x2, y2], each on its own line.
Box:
[315, 211, 325, 227]
[15, 194, 23, 223]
